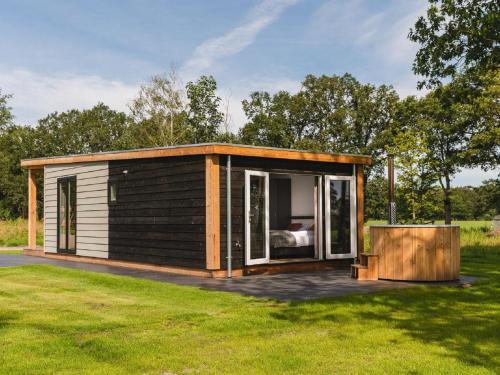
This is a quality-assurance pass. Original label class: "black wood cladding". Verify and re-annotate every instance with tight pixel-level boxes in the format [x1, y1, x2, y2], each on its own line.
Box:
[219, 155, 354, 269]
[107, 153, 354, 270]
[108, 156, 206, 268]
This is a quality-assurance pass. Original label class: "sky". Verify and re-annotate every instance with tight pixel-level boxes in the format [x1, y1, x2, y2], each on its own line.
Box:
[0, 0, 497, 185]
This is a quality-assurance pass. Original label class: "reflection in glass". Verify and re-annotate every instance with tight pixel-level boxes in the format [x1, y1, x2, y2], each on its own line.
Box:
[58, 177, 76, 253]
[249, 175, 266, 260]
[329, 180, 351, 254]
[58, 180, 67, 249]
[68, 179, 76, 251]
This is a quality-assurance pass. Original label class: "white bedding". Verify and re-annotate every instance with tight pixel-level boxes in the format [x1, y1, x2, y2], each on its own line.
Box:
[289, 230, 314, 247]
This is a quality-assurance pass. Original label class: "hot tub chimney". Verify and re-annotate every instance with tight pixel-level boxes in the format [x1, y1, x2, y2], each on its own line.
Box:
[388, 155, 396, 224]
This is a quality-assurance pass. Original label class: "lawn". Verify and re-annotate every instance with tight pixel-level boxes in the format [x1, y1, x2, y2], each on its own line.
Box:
[0, 222, 499, 374]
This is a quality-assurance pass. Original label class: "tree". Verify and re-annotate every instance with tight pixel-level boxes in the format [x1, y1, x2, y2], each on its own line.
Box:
[35, 103, 129, 156]
[240, 74, 400, 177]
[128, 71, 188, 147]
[0, 89, 14, 128]
[0, 124, 38, 218]
[365, 176, 389, 220]
[474, 179, 500, 218]
[0, 91, 36, 218]
[386, 126, 438, 223]
[240, 91, 298, 148]
[409, 0, 499, 88]
[186, 75, 224, 143]
[450, 186, 477, 220]
[416, 72, 499, 223]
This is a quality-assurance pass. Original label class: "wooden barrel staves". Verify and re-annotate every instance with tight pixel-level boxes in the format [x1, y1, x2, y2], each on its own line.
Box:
[370, 225, 460, 281]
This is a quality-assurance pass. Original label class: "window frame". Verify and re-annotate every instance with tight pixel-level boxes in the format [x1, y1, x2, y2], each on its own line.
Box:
[324, 174, 357, 260]
[56, 175, 77, 254]
[108, 180, 118, 205]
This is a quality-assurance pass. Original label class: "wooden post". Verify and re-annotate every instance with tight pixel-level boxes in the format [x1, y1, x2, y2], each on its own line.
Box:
[356, 165, 364, 258]
[28, 168, 37, 250]
[205, 155, 221, 270]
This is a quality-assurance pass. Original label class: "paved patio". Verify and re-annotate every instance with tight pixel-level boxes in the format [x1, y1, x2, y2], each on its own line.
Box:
[0, 254, 474, 301]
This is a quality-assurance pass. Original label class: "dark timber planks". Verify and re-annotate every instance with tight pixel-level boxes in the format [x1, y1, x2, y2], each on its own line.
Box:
[108, 156, 207, 268]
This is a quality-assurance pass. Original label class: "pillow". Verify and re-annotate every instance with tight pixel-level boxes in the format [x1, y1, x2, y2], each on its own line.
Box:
[287, 223, 303, 231]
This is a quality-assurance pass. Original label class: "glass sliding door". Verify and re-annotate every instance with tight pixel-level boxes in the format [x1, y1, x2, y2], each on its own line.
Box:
[57, 176, 77, 254]
[245, 170, 269, 265]
[325, 175, 356, 259]
[58, 179, 68, 250]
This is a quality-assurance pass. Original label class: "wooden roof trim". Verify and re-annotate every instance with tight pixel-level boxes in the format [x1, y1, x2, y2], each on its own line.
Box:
[212, 144, 372, 164]
[20, 143, 372, 168]
[21, 145, 216, 167]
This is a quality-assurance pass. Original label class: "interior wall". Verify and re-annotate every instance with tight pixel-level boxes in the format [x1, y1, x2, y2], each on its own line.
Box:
[291, 175, 315, 218]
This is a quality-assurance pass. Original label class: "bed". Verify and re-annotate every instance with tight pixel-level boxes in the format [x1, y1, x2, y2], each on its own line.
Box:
[270, 221, 315, 259]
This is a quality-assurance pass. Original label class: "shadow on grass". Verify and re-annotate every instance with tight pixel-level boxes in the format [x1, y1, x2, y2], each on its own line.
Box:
[461, 244, 500, 259]
[271, 255, 500, 372]
[0, 310, 20, 331]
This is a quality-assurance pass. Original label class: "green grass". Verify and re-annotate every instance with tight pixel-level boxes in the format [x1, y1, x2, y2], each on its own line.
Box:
[0, 250, 23, 254]
[0, 221, 499, 374]
[0, 219, 43, 247]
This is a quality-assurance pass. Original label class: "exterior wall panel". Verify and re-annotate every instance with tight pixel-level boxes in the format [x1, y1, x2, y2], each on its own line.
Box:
[44, 162, 109, 258]
[108, 156, 207, 268]
[219, 155, 355, 269]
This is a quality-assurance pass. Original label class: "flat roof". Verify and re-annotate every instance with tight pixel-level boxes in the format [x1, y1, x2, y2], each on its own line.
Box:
[21, 143, 372, 168]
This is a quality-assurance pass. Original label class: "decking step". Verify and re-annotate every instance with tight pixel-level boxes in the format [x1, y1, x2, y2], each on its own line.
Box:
[360, 252, 378, 257]
[351, 264, 367, 269]
[351, 259, 378, 281]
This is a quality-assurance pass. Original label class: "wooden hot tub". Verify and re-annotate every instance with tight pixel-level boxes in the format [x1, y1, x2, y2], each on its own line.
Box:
[370, 225, 460, 281]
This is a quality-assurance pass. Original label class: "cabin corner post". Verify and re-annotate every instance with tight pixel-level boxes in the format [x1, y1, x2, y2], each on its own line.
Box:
[27, 168, 38, 250]
[356, 165, 364, 258]
[205, 154, 221, 270]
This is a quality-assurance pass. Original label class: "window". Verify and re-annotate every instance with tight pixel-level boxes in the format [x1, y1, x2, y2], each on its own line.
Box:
[57, 176, 77, 254]
[108, 181, 117, 204]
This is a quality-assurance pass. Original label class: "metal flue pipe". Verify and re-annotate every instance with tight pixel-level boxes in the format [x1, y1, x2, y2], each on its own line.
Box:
[226, 155, 232, 278]
[388, 155, 396, 224]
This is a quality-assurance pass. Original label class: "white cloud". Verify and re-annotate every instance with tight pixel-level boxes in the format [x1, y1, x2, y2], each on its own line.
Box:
[308, 0, 428, 98]
[378, 4, 427, 64]
[0, 69, 138, 125]
[0, 67, 300, 131]
[309, 0, 426, 64]
[181, 0, 299, 79]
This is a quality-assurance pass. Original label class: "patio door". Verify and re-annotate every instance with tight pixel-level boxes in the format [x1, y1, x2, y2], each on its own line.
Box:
[325, 175, 357, 259]
[57, 176, 77, 254]
[245, 170, 269, 265]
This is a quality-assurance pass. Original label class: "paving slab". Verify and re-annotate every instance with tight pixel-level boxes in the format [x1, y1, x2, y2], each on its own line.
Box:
[0, 254, 475, 301]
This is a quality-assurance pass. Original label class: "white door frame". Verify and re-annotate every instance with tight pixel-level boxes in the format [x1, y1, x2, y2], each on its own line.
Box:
[315, 175, 323, 260]
[245, 170, 270, 265]
[324, 175, 357, 259]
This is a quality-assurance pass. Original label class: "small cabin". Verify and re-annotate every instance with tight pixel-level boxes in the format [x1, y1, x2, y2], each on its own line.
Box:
[21, 143, 371, 277]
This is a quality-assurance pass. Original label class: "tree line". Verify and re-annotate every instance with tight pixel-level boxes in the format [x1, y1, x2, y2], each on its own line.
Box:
[0, 0, 498, 223]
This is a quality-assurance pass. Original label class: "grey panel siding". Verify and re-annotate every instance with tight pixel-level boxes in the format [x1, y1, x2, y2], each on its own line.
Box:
[44, 162, 109, 258]
[219, 155, 355, 269]
[108, 156, 207, 268]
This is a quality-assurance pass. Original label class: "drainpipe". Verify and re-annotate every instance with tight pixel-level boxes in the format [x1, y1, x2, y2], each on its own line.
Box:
[226, 155, 232, 278]
[388, 155, 396, 224]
